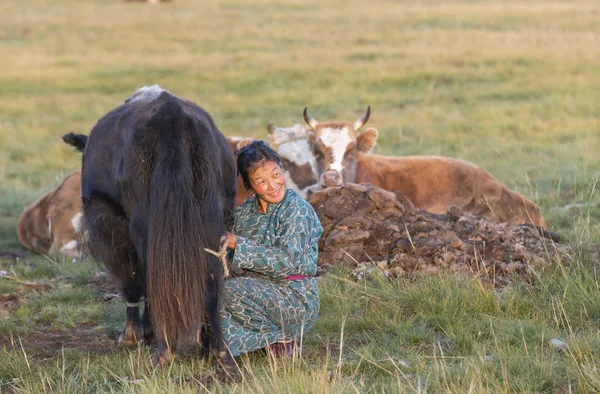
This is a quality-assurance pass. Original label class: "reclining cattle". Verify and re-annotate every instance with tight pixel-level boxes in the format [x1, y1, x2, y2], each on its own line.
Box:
[17, 171, 83, 258]
[303, 107, 546, 227]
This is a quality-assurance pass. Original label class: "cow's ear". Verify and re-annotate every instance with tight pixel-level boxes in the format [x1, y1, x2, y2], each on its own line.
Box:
[236, 138, 254, 150]
[357, 127, 378, 153]
[267, 123, 276, 135]
[307, 131, 316, 146]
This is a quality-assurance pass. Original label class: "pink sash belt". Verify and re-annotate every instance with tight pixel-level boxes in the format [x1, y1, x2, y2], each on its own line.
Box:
[285, 275, 312, 281]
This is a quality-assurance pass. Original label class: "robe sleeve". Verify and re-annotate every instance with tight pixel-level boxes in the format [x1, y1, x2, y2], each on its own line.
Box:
[231, 202, 318, 278]
[227, 205, 246, 276]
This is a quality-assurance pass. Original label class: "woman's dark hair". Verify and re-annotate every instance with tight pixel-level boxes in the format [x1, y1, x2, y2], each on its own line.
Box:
[236, 140, 284, 191]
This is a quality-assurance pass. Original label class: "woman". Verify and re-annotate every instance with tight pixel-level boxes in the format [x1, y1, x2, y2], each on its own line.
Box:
[220, 140, 323, 358]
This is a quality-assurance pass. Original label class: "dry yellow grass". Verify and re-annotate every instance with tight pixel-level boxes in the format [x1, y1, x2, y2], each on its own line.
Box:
[0, 0, 598, 237]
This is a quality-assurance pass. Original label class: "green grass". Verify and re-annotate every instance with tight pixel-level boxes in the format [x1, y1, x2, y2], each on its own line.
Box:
[1, 0, 600, 391]
[3, 260, 598, 392]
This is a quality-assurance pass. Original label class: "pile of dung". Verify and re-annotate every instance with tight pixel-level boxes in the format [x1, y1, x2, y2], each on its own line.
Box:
[309, 184, 571, 286]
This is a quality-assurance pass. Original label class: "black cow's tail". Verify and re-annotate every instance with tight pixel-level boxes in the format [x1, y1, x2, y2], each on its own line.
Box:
[145, 113, 225, 351]
[62, 133, 88, 153]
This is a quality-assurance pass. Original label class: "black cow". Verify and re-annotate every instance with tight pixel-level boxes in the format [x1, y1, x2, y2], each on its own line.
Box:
[64, 85, 236, 366]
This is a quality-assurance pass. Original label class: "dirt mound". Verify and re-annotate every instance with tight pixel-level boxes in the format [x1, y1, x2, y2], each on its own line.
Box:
[310, 184, 571, 286]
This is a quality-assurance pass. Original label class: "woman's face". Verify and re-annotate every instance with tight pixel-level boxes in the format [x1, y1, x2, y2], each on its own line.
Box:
[249, 160, 286, 208]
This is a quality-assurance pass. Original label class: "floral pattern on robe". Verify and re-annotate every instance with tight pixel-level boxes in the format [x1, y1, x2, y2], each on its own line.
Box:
[220, 189, 322, 357]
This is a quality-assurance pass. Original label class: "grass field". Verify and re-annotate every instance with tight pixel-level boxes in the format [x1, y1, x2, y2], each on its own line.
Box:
[1, 0, 599, 392]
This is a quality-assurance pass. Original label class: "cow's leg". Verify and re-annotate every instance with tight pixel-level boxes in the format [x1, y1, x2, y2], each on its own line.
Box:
[82, 194, 144, 347]
[197, 324, 210, 358]
[142, 301, 155, 345]
[128, 214, 153, 346]
[119, 278, 145, 347]
[206, 274, 235, 373]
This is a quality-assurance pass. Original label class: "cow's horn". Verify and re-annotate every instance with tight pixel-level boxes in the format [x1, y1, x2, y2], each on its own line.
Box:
[267, 123, 276, 135]
[303, 107, 319, 129]
[353, 106, 371, 131]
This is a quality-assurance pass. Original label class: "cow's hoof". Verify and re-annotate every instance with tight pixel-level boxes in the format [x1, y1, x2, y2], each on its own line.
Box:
[117, 325, 142, 347]
[215, 350, 239, 381]
[151, 349, 174, 368]
[143, 329, 155, 346]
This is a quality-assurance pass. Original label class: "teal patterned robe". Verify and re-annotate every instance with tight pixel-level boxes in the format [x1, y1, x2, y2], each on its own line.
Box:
[220, 188, 323, 357]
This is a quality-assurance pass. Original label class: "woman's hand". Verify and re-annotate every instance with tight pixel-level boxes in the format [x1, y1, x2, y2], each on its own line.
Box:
[224, 232, 237, 249]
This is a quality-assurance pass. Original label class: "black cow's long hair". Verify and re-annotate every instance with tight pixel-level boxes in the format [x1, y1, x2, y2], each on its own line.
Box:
[145, 99, 226, 345]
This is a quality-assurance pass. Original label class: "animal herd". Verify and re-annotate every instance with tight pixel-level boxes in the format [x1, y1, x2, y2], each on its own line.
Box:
[15, 85, 547, 366]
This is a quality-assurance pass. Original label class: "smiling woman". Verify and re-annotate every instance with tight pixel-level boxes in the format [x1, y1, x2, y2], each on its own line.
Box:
[219, 141, 323, 358]
[239, 150, 287, 213]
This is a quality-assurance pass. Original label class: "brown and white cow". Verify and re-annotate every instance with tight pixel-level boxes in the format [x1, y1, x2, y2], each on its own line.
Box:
[267, 123, 318, 199]
[17, 171, 83, 258]
[304, 107, 546, 227]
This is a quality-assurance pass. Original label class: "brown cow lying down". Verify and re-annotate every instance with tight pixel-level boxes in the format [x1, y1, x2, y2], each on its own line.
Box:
[17, 171, 83, 258]
[303, 107, 546, 228]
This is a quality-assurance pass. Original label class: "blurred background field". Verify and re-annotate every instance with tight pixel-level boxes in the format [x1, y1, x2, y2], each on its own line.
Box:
[1, 0, 599, 392]
[1, 0, 599, 235]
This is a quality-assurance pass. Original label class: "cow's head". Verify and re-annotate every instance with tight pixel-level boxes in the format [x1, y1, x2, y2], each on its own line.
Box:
[267, 123, 318, 199]
[304, 106, 378, 189]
